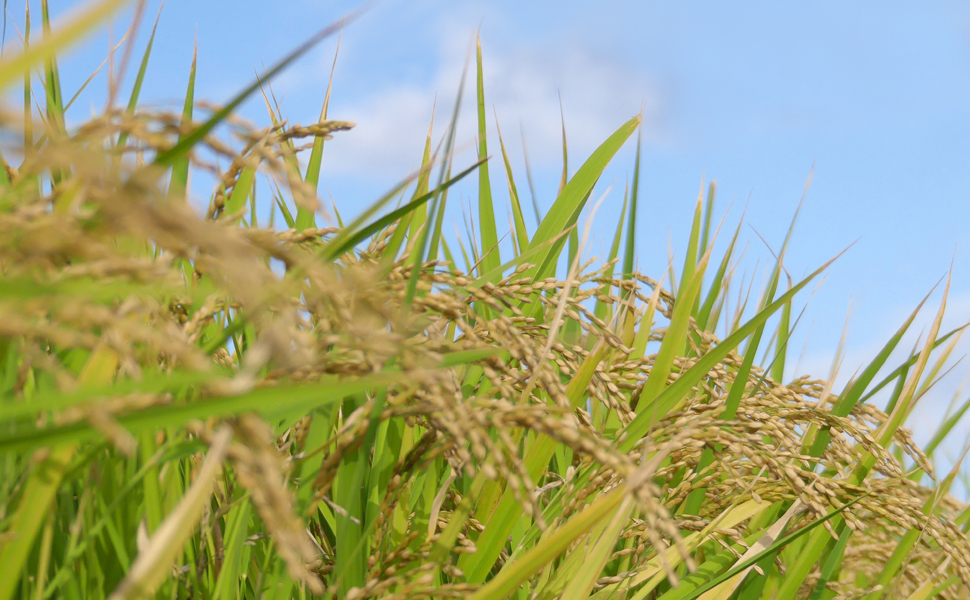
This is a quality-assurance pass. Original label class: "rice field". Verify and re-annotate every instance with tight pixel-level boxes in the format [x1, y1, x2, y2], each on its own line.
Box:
[1, 2, 969, 599]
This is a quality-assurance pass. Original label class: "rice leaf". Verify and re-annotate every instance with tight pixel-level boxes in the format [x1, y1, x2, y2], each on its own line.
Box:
[168, 38, 197, 199]
[495, 109, 529, 255]
[475, 34, 499, 278]
[527, 115, 640, 281]
[116, 3, 163, 149]
[299, 31, 341, 231]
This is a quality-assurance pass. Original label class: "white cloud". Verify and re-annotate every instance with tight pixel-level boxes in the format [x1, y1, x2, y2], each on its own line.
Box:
[314, 13, 668, 180]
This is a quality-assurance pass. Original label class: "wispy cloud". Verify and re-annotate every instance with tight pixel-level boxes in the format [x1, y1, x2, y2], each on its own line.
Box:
[300, 12, 668, 180]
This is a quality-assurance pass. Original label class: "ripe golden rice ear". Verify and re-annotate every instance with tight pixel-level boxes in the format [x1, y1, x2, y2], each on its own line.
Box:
[229, 414, 324, 593]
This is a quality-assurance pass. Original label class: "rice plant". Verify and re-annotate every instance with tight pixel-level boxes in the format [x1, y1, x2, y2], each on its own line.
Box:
[1, 2, 969, 599]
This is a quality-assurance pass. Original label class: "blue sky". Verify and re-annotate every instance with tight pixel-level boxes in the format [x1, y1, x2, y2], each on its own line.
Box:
[30, 1, 970, 460]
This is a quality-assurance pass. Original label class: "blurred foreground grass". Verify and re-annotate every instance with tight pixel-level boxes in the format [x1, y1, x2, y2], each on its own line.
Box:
[1, 1, 970, 599]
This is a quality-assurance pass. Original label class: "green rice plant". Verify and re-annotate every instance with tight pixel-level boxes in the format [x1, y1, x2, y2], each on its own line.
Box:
[0, 4, 968, 600]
